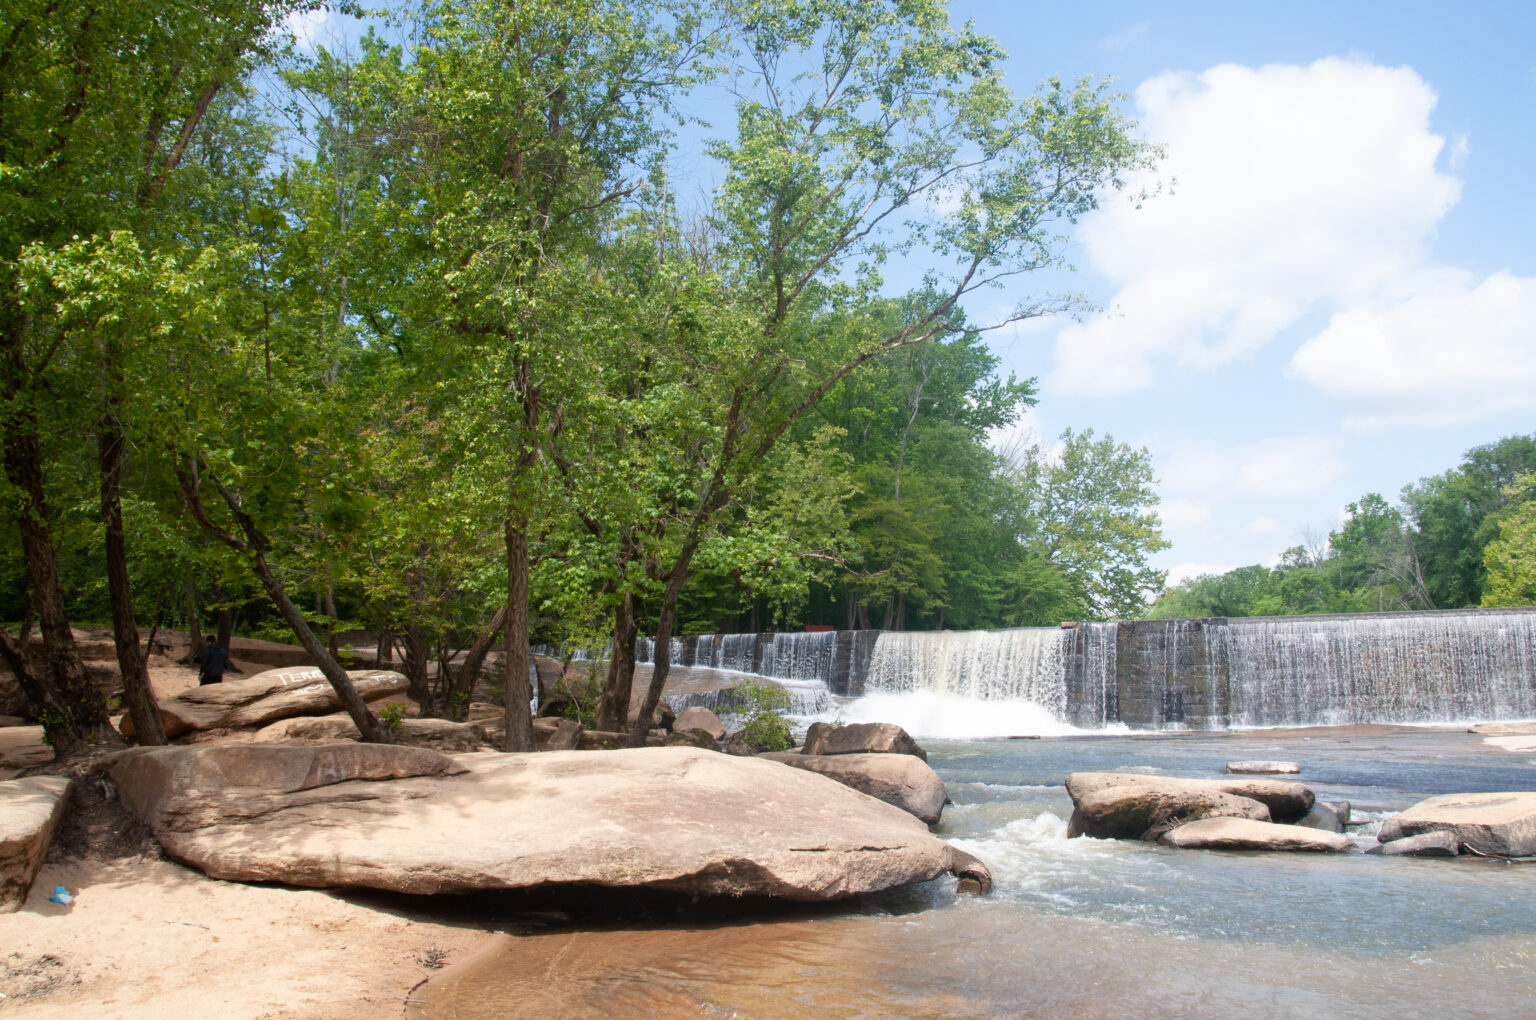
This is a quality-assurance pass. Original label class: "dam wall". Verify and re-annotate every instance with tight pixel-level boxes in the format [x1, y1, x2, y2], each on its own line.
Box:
[644, 607, 1536, 730]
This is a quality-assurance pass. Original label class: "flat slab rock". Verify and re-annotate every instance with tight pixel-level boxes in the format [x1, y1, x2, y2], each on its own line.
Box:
[255, 714, 490, 752]
[1377, 792, 1536, 857]
[1, 776, 72, 912]
[1159, 817, 1353, 853]
[759, 751, 947, 826]
[1226, 761, 1301, 775]
[110, 744, 963, 901]
[1065, 772, 1315, 824]
[124, 668, 409, 739]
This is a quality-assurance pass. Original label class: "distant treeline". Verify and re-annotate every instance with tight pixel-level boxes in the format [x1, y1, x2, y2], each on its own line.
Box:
[1150, 434, 1536, 619]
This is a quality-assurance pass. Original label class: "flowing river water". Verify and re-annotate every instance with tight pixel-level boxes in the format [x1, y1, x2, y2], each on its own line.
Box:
[414, 724, 1536, 1019]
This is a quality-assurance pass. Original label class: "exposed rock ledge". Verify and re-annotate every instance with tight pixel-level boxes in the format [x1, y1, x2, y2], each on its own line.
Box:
[110, 744, 968, 901]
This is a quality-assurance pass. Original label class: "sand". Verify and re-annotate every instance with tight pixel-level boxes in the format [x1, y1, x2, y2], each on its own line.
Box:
[0, 858, 489, 1018]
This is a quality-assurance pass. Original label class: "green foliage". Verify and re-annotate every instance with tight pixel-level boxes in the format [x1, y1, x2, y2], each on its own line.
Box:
[732, 678, 794, 752]
[378, 702, 406, 733]
[1482, 475, 1536, 608]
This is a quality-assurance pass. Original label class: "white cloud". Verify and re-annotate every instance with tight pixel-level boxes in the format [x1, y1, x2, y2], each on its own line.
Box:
[1099, 22, 1149, 53]
[1051, 58, 1461, 397]
[1160, 499, 1212, 530]
[1165, 562, 1236, 586]
[1289, 269, 1536, 429]
[1158, 434, 1347, 501]
[284, 9, 334, 50]
[1242, 516, 1289, 537]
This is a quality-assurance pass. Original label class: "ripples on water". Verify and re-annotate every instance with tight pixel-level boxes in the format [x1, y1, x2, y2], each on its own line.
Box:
[419, 727, 1536, 1020]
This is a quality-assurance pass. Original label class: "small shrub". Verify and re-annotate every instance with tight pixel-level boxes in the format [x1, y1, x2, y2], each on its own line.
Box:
[734, 678, 794, 752]
[379, 702, 406, 733]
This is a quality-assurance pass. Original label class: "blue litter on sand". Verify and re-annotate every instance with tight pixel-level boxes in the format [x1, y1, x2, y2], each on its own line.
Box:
[49, 886, 73, 905]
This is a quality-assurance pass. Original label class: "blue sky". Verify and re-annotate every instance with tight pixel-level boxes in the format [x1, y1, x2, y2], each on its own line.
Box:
[285, 2, 1536, 590]
[949, 1, 1536, 584]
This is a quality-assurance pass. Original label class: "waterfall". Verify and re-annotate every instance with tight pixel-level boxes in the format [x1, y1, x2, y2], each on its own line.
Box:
[1217, 610, 1536, 727]
[864, 628, 1074, 720]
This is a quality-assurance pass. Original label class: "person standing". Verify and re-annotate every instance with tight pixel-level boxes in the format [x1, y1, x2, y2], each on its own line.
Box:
[197, 634, 228, 685]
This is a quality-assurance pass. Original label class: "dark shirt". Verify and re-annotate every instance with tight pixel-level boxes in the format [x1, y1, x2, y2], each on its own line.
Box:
[199, 643, 228, 678]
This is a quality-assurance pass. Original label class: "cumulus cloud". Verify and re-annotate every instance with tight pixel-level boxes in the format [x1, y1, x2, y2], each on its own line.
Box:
[1051, 58, 1464, 399]
[1158, 434, 1347, 500]
[1289, 269, 1536, 429]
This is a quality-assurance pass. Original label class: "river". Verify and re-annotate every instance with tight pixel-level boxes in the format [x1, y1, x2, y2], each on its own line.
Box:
[415, 725, 1536, 1019]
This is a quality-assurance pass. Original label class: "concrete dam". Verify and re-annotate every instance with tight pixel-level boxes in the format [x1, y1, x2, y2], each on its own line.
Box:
[640, 607, 1536, 730]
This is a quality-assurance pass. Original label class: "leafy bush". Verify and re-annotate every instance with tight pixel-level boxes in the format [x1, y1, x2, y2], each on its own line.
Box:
[734, 678, 793, 752]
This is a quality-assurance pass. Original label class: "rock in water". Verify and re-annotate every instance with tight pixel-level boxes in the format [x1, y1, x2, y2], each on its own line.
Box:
[123, 668, 410, 739]
[1294, 802, 1347, 833]
[1377, 792, 1536, 857]
[1370, 831, 1460, 857]
[672, 707, 726, 741]
[1069, 783, 1269, 841]
[801, 722, 927, 761]
[1226, 761, 1301, 775]
[0, 776, 71, 912]
[1159, 817, 1353, 853]
[1065, 772, 1314, 824]
[759, 752, 947, 825]
[110, 744, 959, 901]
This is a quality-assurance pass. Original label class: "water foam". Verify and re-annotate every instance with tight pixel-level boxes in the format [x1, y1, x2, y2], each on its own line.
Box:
[833, 691, 1085, 739]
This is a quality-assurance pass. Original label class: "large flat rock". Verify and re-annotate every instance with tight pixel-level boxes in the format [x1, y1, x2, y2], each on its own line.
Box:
[1, 776, 71, 912]
[802, 722, 927, 761]
[759, 752, 947, 825]
[110, 744, 959, 901]
[124, 668, 409, 739]
[255, 714, 489, 752]
[1159, 817, 1353, 853]
[1066, 772, 1314, 823]
[1377, 792, 1536, 857]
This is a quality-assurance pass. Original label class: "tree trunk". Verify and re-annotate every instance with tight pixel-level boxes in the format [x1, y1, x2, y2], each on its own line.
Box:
[376, 626, 394, 667]
[2, 425, 114, 752]
[213, 581, 235, 662]
[628, 549, 701, 746]
[594, 592, 638, 732]
[403, 625, 434, 717]
[183, 572, 201, 661]
[249, 547, 393, 742]
[500, 518, 535, 751]
[98, 419, 165, 745]
[177, 465, 391, 742]
[446, 607, 506, 721]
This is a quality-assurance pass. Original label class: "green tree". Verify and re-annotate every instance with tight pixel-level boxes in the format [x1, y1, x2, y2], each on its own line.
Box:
[1481, 475, 1536, 608]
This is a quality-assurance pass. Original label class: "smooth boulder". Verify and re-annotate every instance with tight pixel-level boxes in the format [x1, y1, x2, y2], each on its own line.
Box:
[1, 776, 71, 912]
[1376, 792, 1536, 857]
[1069, 783, 1269, 841]
[533, 717, 582, 751]
[111, 744, 962, 901]
[759, 751, 947, 826]
[1065, 772, 1315, 824]
[1159, 817, 1353, 853]
[801, 722, 927, 762]
[124, 668, 410, 739]
[1370, 830, 1460, 857]
[673, 707, 726, 741]
[1294, 802, 1347, 833]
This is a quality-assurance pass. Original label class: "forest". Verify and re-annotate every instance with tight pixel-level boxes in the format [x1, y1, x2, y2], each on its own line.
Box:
[0, 0, 1162, 751]
[1152, 433, 1536, 619]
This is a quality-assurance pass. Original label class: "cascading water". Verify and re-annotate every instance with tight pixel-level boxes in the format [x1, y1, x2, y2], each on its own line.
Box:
[864, 628, 1071, 713]
[1217, 610, 1536, 727]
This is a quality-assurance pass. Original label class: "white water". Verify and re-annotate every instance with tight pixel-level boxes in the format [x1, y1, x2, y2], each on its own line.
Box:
[864, 628, 1071, 711]
[1218, 611, 1536, 726]
[831, 690, 1089, 739]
